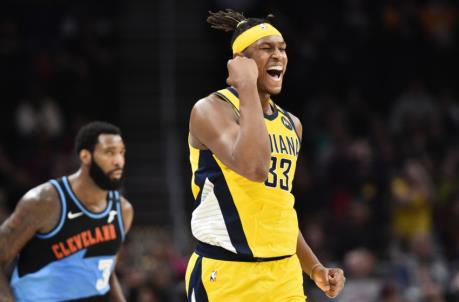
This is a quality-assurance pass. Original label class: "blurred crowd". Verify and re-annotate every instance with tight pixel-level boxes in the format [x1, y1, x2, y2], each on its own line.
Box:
[0, 1, 118, 211]
[1, 0, 459, 301]
[278, 1, 459, 301]
[295, 85, 459, 302]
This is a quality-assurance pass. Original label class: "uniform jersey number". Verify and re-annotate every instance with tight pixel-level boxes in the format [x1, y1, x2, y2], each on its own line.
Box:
[264, 157, 292, 191]
[96, 258, 114, 291]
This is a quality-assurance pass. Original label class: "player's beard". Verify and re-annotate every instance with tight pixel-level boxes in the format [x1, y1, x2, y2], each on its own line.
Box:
[89, 158, 123, 191]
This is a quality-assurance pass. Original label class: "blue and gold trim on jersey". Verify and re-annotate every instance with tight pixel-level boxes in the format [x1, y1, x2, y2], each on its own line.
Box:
[186, 254, 209, 302]
[189, 87, 301, 259]
[214, 87, 301, 150]
[190, 149, 253, 257]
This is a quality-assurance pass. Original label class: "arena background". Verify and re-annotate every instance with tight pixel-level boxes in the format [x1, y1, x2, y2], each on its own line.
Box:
[1, 0, 459, 301]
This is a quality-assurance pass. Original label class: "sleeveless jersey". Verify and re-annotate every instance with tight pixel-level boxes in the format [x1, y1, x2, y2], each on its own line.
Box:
[189, 87, 301, 259]
[11, 176, 126, 302]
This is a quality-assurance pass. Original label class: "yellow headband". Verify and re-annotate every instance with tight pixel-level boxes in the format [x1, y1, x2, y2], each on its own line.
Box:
[232, 23, 282, 54]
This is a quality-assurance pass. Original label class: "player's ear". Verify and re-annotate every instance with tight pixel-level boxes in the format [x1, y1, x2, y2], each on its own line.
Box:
[79, 149, 92, 165]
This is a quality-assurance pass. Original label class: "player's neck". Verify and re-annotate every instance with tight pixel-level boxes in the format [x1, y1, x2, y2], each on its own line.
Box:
[259, 92, 272, 115]
[68, 170, 108, 207]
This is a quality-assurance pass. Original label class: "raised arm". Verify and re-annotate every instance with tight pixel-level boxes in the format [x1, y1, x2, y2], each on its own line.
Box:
[189, 56, 271, 182]
[0, 184, 60, 302]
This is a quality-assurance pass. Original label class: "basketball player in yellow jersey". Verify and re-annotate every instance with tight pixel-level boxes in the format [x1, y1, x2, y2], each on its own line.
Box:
[186, 9, 345, 301]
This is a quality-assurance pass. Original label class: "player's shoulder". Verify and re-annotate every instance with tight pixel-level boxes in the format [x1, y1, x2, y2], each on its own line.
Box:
[190, 91, 237, 132]
[119, 195, 133, 215]
[21, 181, 59, 208]
[286, 111, 302, 128]
[276, 106, 302, 139]
[14, 182, 60, 227]
[119, 194, 134, 232]
[192, 91, 231, 113]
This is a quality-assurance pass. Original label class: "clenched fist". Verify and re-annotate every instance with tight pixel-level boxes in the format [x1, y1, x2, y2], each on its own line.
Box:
[311, 265, 346, 298]
[226, 55, 258, 90]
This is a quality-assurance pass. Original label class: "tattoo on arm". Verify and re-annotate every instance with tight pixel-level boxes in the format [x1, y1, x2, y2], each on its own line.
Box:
[0, 183, 60, 301]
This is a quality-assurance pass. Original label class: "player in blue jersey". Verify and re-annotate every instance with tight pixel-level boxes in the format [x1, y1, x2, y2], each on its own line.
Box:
[0, 121, 133, 301]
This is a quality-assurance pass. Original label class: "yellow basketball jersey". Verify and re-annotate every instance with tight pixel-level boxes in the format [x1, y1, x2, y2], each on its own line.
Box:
[189, 87, 301, 258]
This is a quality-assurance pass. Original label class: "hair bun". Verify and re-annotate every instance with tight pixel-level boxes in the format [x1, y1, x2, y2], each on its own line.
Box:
[265, 14, 275, 23]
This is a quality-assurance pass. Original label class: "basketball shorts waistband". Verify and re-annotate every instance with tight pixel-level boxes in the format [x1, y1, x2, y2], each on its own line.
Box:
[195, 241, 293, 262]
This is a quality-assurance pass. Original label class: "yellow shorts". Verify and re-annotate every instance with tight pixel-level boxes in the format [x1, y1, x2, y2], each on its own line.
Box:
[185, 252, 306, 302]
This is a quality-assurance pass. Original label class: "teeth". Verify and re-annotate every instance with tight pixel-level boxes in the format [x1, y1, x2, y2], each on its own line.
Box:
[268, 66, 283, 71]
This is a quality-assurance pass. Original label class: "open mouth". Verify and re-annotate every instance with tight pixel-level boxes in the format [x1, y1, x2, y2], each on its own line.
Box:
[266, 66, 283, 81]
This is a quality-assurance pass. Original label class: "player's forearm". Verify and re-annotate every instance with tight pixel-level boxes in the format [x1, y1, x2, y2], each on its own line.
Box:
[296, 231, 323, 278]
[0, 245, 15, 302]
[109, 274, 126, 302]
[0, 272, 15, 302]
[232, 85, 271, 181]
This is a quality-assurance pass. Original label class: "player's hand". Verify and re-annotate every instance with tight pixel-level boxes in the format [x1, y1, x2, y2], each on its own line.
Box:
[226, 55, 258, 90]
[312, 265, 346, 298]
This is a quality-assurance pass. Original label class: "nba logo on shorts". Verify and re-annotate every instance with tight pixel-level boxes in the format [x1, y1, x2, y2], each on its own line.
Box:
[210, 271, 217, 282]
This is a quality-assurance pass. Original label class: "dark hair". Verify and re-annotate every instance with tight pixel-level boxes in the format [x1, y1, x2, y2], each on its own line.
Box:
[75, 121, 121, 155]
[207, 9, 276, 46]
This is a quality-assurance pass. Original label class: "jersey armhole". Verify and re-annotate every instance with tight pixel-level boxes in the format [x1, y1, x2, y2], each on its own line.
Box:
[36, 179, 67, 239]
[213, 92, 241, 119]
[275, 104, 302, 144]
[114, 191, 126, 241]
